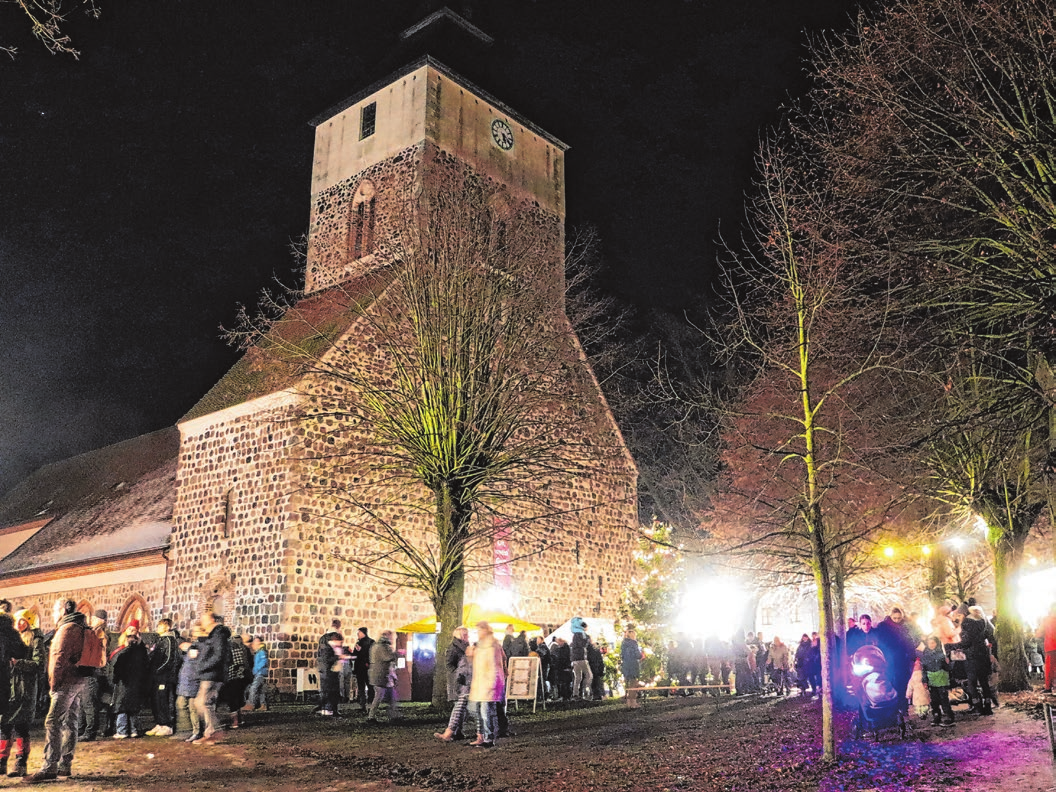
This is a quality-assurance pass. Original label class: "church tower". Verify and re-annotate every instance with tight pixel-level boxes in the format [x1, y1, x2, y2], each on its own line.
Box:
[303, 8, 568, 295]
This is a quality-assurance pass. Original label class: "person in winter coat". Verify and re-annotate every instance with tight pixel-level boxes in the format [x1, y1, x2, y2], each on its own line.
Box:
[794, 635, 813, 695]
[315, 620, 343, 716]
[569, 617, 593, 699]
[529, 637, 550, 699]
[223, 633, 251, 728]
[243, 637, 269, 712]
[920, 636, 955, 727]
[768, 637, 791, 695]
[550, 637, 572, 700]
[350, 628, 374, 712]
[587, 637, 606, 700]
[366, 630, 399, 722]
[174, 631, 202, 741]
[111, 621, 150, 738]
[620, 629, 642, 708]
[873, 608, 918, 714]
[2, 610, 44, 776]
[468, 622, 505, 747]
[1037, 603, 1056, 693]
[946, 605, 995, 715]
[315, 631, 346, 717]
[76, 611, 110, 743]
[731, 632, 758, 695]
[434, 625, 472, 742]
[146, 619, 179, 737]
[191, 612, 231, 744]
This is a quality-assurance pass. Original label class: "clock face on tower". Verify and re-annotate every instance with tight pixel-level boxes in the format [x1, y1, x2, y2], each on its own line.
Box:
[491, 118, 514, 151]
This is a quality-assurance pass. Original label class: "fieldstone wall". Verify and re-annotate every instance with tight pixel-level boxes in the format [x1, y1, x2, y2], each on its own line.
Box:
[13, 579, 166, 634]
[167, 405, 301, 642]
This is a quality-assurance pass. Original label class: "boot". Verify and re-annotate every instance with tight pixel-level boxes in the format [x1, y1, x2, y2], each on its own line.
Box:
[980, 700, 993, 716]
[930, 714, 942, 726]
[9, 757, 27, 778]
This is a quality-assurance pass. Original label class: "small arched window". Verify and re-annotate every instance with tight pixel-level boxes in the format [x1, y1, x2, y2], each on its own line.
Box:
[117, 595, 150, 633]
[348, 180, 377, 261]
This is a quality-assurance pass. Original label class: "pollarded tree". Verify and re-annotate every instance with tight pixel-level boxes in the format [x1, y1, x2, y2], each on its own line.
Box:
[714, 135, 919, 761]
[231, 167, 632, 707]
[922, 352, 1046, 690]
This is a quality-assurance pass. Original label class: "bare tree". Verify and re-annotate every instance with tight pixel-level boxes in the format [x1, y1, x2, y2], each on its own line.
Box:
[2, 0, 99, 58]
[231, 167, 630, 706]
[800, 0, 1056, 689]
[712, 136, 917, 761]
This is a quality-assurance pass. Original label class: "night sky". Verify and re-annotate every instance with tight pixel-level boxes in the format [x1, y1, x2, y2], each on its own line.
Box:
[0, 1, 859, 495]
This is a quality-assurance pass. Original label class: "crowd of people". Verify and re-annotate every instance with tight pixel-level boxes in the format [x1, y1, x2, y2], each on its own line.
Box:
[0, 598, 273, 783]
[0, 594, 1048, 779]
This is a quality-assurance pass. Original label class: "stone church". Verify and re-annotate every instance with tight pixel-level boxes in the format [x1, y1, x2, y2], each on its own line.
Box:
[0, 10, 639, 694]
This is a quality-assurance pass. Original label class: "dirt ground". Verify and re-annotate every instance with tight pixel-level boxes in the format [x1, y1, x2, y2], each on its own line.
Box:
[14, 689, 1055, 792]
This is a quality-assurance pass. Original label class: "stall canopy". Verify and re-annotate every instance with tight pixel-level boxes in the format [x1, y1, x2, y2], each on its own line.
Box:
[397, 603, 541, 634]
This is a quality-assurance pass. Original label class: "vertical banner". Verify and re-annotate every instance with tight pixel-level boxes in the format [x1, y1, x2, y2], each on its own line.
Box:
[493, 518, 512, 589]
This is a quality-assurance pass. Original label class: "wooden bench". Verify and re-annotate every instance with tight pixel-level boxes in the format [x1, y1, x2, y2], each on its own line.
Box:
[627, 684, 732, 701]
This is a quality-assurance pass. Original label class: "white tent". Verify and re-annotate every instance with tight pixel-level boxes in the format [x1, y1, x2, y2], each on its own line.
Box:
[544, 617, 618, 646]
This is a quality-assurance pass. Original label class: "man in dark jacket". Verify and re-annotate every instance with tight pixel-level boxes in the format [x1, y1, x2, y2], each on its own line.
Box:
[190, 612, 231, 744]
[146, 619, 180, 737]
[947, 605, 995, 715]
[873, 608, 918, 714]
[25, 600, 85, 784]
[350, 628, 374, 712]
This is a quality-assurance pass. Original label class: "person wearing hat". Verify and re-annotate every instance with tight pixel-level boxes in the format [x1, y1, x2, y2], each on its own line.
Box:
[569, 617, 593, 700]
[1, 610, 43, 776]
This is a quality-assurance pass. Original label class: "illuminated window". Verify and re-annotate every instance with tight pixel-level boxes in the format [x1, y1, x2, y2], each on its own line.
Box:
[761, 608, 772, 626]
[349, 180, 377, 260]
[117, 595, 149, 632]
[360, 102, 377, 140]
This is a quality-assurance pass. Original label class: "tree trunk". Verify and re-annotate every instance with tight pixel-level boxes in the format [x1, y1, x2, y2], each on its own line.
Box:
[808, 508, 837, 763]
[928, 547, 947, 606]
[992, 527, 1030, 692]
[432, 565, 466, 708]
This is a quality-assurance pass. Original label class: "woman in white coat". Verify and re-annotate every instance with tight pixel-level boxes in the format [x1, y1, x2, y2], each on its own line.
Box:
[467, 622, 505, 748]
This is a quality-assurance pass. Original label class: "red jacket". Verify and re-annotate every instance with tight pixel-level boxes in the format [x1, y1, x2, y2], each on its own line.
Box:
[1040, 614, 1056, 653]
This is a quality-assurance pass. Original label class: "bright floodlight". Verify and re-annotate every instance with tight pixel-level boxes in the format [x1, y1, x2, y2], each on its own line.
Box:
[883, 546, 895, 558]
[1017, 566, 1056, 628]
[921, 545, 932, 556]
[949, 536, 966, 551]
[673, 577, 745, 639]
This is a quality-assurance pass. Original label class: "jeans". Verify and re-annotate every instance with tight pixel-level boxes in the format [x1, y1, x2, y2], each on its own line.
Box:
[115, 712, 141, 737]
[320, 671, 340, 713]
[471, 700, 497, 742]
[175, 694, 200, 736]
[41, 678, 87, 774]
[367, 685, 398, 720]
[192, 680, 222, 738]
[572, 660, 593, 698]
[246, 673, 268, 709]
[76, 676, 99, 738]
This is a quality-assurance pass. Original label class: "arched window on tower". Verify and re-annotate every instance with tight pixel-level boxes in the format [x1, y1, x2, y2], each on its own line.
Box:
[348, 180, 377, 261]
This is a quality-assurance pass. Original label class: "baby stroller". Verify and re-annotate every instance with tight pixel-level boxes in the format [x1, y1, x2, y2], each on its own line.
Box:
[849, 645, 907, 741]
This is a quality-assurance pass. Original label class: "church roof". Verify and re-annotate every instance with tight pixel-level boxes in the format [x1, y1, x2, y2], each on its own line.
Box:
[181, 268, 396, 423]
[0, 427, 179, 577]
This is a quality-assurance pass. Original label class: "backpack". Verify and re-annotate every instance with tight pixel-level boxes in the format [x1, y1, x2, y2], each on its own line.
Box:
[77, 626, 106, 669]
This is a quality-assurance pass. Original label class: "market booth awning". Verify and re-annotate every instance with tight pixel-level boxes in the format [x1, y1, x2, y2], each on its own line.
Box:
[397, 603, 541, 634]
